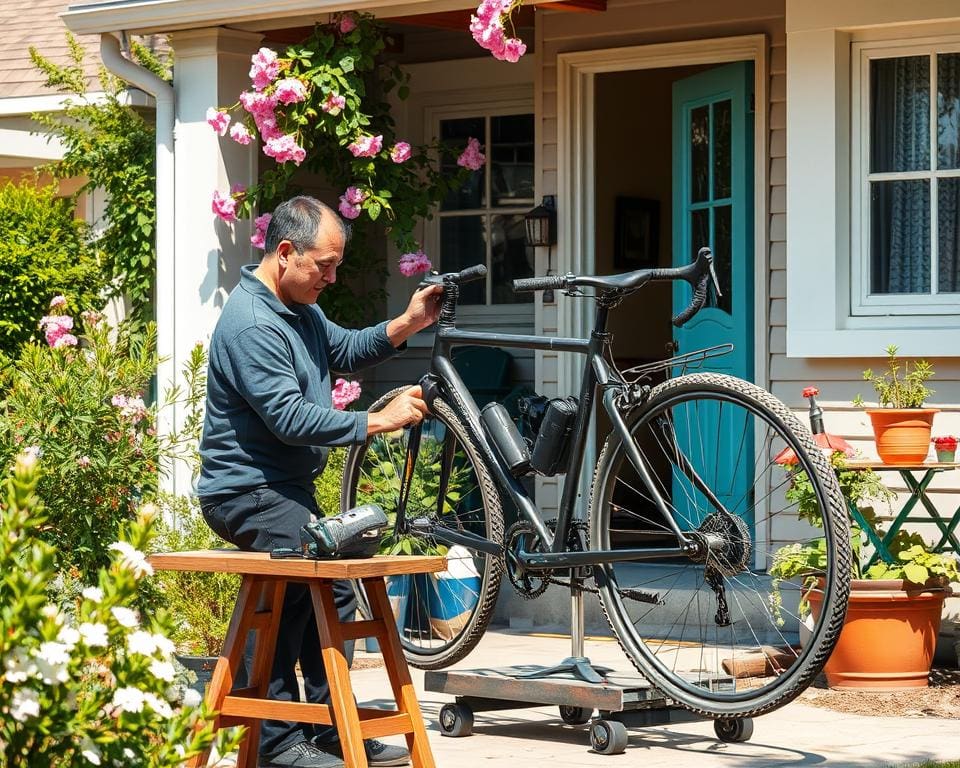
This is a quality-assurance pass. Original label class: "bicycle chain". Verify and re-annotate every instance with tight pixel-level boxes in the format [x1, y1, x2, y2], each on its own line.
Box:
[506, 518, 601, 599]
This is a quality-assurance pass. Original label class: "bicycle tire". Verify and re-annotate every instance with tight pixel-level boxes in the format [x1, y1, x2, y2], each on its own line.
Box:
[589, 372, 850, 719]
[341, 386, 505, 669]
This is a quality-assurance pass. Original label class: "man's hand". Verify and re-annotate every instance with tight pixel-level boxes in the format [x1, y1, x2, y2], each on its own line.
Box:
[367, 385, 429, 435]
[386, 285, 443, 346]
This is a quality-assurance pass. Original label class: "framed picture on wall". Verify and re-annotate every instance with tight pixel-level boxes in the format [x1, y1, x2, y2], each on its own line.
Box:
[614, 196, 660, 270]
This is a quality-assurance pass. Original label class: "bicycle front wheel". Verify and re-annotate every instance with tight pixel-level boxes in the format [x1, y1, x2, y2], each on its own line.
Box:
[341, 387, 504, 669]
[590, 373, 850, 718]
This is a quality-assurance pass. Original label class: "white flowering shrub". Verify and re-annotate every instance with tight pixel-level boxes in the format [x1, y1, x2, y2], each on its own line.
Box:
[0, 453, 243, 765]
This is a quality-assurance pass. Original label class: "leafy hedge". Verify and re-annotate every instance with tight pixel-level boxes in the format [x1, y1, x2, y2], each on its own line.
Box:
[0, 180, 106, 358]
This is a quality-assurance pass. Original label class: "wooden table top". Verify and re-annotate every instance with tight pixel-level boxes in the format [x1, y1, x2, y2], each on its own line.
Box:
[843, 460, 959, 472]
[148, 550, 447, 578]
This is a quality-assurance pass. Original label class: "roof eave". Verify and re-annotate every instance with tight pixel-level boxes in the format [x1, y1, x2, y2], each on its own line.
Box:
[60, 0, 486, 35]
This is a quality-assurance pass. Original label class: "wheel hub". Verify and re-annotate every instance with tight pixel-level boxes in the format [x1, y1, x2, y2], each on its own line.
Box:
[690, 512, 752, 576]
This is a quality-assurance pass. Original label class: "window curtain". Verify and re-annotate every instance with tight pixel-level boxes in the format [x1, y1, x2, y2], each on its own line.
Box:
[939, 53, 960, 293]
[871, 57, 930, 294]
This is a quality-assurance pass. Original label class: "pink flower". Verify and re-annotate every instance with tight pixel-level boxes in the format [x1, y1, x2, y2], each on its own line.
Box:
[53, 333, 78, 349]
[470, 0, 526, 62]
[338, 197, 362, 220]
[112, 394, 128, 408]
[390, 142, 412, 163]
[348, 134, 383, 158]
[398, 250, 432, 277]
[206, 107, 231, 136]
[77, 456, 91, 468]
[331, 378, 362, 410]
[339, 14, 357, 34]
[39, 314, 74, 347]
[229, 122, 254, 145]
[249, 47, 280, 92]
[251, 213, 272, 250]
[457, 137, 486, 171]
[239, 90, 278, 118]
[81, 310, 103, 327]
[275, 78, 307, 105]
[321, 92, 346, 115]
[344, 186, 367, 205]
[212, 189, 238, 222]
[501, 37, 527, 63]
[49, 295, 67, 309]
[262, 134, 306, 165]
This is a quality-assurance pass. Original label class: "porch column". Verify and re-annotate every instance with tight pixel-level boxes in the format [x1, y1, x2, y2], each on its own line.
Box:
[163, 27, 262, 496]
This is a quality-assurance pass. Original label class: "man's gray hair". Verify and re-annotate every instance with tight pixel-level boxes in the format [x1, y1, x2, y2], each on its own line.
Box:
[264, 196, 350, 255]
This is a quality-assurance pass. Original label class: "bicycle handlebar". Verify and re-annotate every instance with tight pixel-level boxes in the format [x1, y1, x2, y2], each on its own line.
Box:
[510, 247, 720, 327]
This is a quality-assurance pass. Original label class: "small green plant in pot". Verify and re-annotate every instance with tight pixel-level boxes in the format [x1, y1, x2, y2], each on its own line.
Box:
[854, 345, 938, 464]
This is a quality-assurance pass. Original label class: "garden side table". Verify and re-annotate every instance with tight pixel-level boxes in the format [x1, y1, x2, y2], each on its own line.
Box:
[149, 550, 444, 768]
[844, 460, 960, 568]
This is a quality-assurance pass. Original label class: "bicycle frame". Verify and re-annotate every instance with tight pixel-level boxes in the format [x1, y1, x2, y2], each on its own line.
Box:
[417, 300, 704, 573]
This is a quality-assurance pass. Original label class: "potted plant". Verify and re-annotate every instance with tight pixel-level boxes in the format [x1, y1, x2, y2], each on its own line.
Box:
[854, 345, 937, 464]
[932, 435, 958, 463]
[772, 455, 959, 688]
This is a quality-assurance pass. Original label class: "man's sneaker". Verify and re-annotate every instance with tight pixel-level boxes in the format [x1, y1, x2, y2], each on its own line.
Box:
[322, 739, 410, 767]
[261, 740, 345, 768]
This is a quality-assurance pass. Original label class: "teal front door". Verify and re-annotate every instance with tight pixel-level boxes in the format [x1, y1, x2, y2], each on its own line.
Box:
[670, 62, 754, 527]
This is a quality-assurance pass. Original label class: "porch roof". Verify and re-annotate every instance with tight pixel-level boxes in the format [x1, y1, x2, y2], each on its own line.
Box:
[61, 0, 577, 35]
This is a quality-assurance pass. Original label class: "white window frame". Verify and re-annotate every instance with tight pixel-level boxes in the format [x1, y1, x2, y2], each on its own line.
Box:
[426, 103, 535, 324]
[850, 37, 960, 317]
[785, 0, 960, 358]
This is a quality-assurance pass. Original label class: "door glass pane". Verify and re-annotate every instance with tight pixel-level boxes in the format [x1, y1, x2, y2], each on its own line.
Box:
[690, 105, 710, 203]
[713, 99, 732, 200]
[871, 56, 930, 173]
[713, 205, 732, 314]
[938, 53, 960, 170]
[870, 179, 930, 294]
[441, 117, 485, 211]
[490, 214, 534, 304]
[938, 177, 960, 292]
[491, 114, 535, 207]
[691, 208, 710, 263]
[440, 216, 485, 304]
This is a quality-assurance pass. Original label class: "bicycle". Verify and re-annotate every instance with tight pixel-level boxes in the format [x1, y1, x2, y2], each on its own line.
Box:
[341, 248, 851, 719]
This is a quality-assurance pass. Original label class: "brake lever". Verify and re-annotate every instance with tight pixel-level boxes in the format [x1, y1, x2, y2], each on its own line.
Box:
[708, 258, 722, 298]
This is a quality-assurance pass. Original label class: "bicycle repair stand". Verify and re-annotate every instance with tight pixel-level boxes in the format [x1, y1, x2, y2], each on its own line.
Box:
[423, 574, 756, 754]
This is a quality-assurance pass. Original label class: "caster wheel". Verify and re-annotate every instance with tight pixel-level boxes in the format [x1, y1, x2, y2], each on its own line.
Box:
[590, 719, 628, 755]
[714, 717, 754, 743]
[559, 705, 592, 725]
[439, 703, 474, 737]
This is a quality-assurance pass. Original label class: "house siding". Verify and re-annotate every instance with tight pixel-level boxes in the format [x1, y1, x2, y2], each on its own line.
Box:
[529, 0, 960, 565]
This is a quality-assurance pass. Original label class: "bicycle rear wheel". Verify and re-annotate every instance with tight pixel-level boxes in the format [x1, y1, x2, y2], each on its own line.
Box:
[590, 373, 850, 718]
[341, 387, 504, 669]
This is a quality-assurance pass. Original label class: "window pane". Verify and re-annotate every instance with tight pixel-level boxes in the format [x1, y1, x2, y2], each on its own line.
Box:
[938, 53, 960, 170]
[490, 214, 534, 304]
[440, 216, 486, 304]
[870, 179, 930, 294]
[871, 56, 930, 173]
[690, 106, 710, 203]
[938, 177, 960, 292]
[691, 208, 710, 260]
[713, 205, 732, 314]
[491, 114, 534, 207]
[441, 117, 485, 211]
[713, 100, 732, 200]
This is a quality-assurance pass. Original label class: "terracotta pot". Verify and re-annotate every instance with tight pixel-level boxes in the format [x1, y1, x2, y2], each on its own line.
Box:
[808, 579, 946, 689]
[866, 409, 938, 465]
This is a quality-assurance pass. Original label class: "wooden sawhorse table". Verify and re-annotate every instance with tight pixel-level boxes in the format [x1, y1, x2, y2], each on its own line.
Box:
[149, 550, 445, 768]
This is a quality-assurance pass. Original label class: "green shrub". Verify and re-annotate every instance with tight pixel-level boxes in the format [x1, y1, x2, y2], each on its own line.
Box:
[0, 180, 106, 358]
[152, 496, 240, 656]
[0, 453, 243, 765]
[314, 447, 347, 517]
[0, 306, 205, 578]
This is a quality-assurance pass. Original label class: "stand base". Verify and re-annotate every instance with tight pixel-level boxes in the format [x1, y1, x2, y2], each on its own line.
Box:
[514, 656, 612, 684]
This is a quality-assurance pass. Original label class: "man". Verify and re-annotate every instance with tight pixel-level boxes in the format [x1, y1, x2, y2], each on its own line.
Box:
[198, 196, 440, 768]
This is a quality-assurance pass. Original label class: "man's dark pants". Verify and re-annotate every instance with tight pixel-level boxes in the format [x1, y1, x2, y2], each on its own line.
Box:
[201, 483, 357, 758]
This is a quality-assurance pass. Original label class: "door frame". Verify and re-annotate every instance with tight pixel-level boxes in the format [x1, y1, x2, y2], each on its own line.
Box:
[556, 35, 769, 550]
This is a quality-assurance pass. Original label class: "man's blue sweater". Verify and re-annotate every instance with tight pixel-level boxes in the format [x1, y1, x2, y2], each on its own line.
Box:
[197, 265, 400, 499]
